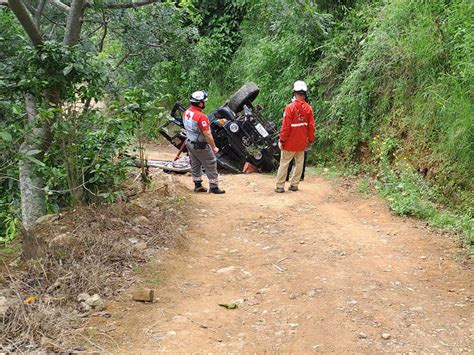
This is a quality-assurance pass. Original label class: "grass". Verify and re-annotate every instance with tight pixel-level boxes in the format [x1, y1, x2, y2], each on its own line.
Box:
[0, 241, 21, 269]
[356, 178, 371, 196]
[133, 264, 161, 286]
[0, 243, 21, 258]
[132, 265, 144, 275]
[144, 269, 161, 286]
[306, 165, 342, 182]
[376, 165, 473, 254]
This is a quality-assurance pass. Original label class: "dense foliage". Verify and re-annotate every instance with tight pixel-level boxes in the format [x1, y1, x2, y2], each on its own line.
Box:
[197, 0, 473, 245]
[218, 0, 472, 211]
[0, 0, 472, 248]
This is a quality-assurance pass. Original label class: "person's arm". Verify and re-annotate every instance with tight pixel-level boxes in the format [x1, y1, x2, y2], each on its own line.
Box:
[203, 130, 218, 153]
[308, 107, 315, 144]
[279, 106, 292, 147]
[199, 115, 219, 153]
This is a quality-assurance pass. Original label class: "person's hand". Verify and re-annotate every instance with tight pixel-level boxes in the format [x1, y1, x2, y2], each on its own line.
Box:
[213, 146, 219, 154]
[305, 143, 313, 152]
[278, 141, 283, 150]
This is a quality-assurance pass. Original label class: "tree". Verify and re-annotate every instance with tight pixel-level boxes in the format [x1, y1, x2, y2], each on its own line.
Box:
[0, 0, 162, 257]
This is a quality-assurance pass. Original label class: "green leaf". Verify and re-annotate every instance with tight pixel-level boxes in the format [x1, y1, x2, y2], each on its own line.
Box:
[26, 149, 42, 156]
[218, 303, 238, 309]
[26, 155, 45, 167]
[0, 131, 12, 142]
[63, 65, 73, 76]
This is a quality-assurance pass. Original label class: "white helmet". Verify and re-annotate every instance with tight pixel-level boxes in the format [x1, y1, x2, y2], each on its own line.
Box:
[190, 90, 208, 103]
[293, 80, 308, 92]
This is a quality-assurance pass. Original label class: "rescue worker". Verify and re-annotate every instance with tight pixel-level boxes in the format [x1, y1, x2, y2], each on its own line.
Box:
[184, 90, 225, 194]
[275, 80, 315, 193]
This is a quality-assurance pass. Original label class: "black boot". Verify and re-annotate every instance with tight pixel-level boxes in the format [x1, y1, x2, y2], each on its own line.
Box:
[209, 185, 225, 194]
[194, 181, 207, 193]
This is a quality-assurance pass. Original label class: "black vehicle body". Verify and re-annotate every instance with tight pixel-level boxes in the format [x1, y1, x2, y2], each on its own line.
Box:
[159, 83, 280, 173]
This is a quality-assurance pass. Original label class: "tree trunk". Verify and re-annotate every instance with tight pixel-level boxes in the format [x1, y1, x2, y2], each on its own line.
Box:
[18, 154, 46, 230]
[19, 93, 50, 258]
[7, 0, 43, 46]
[63, 0, 85, 46]
[21, 226, 47, 260]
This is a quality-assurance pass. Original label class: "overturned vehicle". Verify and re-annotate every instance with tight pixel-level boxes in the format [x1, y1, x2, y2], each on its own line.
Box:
[159, 83, 280, 173]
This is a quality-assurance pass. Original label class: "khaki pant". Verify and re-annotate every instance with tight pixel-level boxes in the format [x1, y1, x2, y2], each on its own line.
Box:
[276, 150, 305, 188]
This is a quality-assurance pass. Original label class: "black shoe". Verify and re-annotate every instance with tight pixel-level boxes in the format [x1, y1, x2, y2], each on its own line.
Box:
[194, 186, 208, 193]
[289, 185, 298, 192]
[209, 187, 225, 194]
[275, 187, 285, 193]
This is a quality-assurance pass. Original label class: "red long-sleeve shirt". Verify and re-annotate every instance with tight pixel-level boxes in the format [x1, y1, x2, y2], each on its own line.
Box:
[279, 98, 315, 152]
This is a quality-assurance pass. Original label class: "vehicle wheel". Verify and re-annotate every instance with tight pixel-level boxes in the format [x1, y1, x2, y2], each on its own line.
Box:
[228, 82, 260, 113]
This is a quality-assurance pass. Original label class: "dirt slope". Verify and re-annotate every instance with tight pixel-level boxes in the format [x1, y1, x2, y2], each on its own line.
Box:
[93, 149, 473, 353]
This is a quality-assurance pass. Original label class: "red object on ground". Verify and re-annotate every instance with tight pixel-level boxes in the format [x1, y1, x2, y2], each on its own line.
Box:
[243, 162, 258, 174]
[174, 139, 187, 161]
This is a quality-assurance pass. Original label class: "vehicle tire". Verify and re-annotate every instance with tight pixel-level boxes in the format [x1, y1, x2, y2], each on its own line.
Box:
[228, 82, 260, 113]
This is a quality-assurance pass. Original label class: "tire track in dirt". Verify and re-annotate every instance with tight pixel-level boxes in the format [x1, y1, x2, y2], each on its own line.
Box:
[92, 155, 473, 353]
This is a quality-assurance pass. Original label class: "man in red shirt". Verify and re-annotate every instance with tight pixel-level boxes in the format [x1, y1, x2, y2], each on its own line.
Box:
[275, 81, 315, 193]
[184, 90, 225, 194]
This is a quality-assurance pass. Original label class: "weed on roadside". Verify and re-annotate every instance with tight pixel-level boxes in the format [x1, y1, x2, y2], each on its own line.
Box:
[376, 165, 473, 254]
[0, 242, 21, 259]
[0, 183, 186, 352]
[307, 165, 342, 182]
[356, 178, 371, 196]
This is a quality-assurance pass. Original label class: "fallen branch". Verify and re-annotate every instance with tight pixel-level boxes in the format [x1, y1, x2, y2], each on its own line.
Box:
[276, 256, 289, 264]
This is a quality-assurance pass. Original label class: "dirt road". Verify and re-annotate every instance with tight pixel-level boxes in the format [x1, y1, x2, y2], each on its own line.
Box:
[95, 149, 473, 353]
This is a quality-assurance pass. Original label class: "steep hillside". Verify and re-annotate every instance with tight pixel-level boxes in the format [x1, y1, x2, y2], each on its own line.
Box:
[214, 0, 473, 243]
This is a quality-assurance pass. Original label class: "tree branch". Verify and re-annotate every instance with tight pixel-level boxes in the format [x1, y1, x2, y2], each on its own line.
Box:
[97, 20, 107, 52]
[2, 0, 160, 9]
[7, 0, 43, 46]
[22, 0, 37, 17]
[42, 13, 66, 26]
[63, 0, 85, 46]
[83, 22, 104, 40]
[114, 51, 143, 70]
[47, 0, 69, 13]
[35, 0, 47, 26]
[88, 0, 161, 9]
